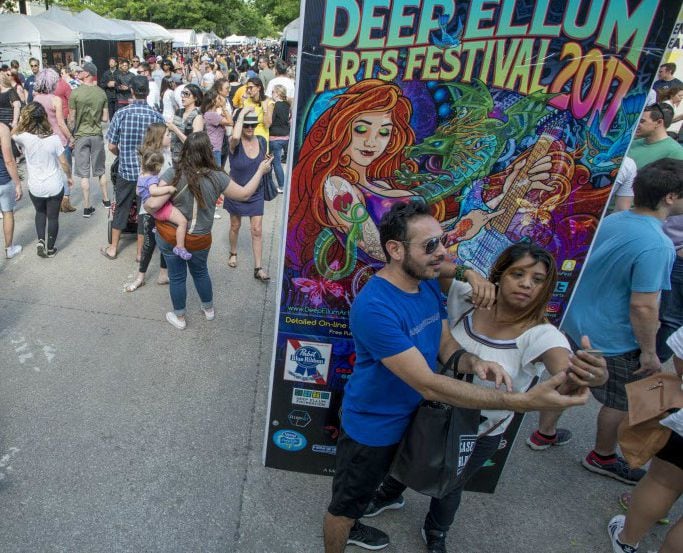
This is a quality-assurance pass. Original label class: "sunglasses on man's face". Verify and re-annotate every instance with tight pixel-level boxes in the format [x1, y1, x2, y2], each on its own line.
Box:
[243, 123, 257, 129]
[402, 234, 448, 255]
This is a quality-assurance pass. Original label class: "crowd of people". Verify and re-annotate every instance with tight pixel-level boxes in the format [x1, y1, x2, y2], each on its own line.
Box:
[0, 47, 681, 553]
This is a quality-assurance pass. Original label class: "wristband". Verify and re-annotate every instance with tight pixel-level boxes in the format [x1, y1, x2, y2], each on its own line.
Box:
[454, 264, 469, 282]
[445, 349, 466, 375]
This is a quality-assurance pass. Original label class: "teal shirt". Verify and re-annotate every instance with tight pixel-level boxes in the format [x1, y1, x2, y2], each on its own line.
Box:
[628, 137, 683, 169]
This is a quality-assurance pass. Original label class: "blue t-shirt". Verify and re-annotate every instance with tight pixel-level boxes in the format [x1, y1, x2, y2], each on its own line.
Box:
[343, 276, 447, 446]
[562, 211, 674, 355]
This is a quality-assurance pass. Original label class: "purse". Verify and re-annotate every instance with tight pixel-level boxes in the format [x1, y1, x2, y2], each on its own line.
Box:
[258, 136, 278, 201]
[617, 373, 683, 468]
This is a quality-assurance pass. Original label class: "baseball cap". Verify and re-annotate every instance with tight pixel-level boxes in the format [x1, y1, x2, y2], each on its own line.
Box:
[81, 62, 98, 77]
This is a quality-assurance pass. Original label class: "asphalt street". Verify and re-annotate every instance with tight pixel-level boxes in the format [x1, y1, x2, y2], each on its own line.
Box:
[0, 157, 679, 552]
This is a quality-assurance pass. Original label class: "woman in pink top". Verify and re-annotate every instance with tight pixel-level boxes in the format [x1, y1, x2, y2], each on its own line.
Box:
[201, 89, 233, 168]
[33, 69, 75, 212]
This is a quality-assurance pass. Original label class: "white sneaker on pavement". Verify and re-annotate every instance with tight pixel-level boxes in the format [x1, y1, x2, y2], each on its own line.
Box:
[165, 312, 187, 330]
[201, 307, 215, 321]
[6, 244, 22, 258]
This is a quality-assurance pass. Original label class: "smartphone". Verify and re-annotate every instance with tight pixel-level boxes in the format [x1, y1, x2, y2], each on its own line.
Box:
[583, 349, 603, 357]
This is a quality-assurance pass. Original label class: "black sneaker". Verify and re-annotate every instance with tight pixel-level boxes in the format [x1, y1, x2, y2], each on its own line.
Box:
[363, 494, 405, 518]
[83, 207, 96, 218]
[102, 199, 111, 208]
[46, 247, 57, 258]
[582, 452, 646, 485]
[347, 521, 389, 550]
[36, 240, 47, 258]
[421, 527, 447, 553]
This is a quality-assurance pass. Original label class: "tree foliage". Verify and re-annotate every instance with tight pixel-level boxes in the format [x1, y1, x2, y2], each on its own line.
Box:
[51, 0, 299, 38]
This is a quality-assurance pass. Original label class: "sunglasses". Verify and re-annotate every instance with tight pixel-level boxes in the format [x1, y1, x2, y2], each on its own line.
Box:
[402, 234, 448, 255]
[243, 123, 257, 129]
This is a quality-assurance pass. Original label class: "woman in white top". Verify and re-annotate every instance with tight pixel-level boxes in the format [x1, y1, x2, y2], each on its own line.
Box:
[12, 102, 72, 257]
[160, 76, 179, 121]
[364, 243, 607, 546]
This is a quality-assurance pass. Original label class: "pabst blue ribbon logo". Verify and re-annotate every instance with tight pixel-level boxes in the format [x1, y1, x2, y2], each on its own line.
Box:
[284, 339, 332, 385]
[272, 429, 307, 452]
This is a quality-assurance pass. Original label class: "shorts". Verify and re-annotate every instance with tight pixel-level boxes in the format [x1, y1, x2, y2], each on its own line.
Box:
[327, 429, 398, 520]
[656, 428, 683, 470]
[153, 201, 174, 222]
[590, 349, 642, 411]
[0, 181, 16, 212]
[73, 135, 106, 178]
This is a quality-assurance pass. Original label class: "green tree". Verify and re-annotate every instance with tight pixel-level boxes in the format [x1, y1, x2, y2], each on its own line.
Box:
[253, 0, 299, 30]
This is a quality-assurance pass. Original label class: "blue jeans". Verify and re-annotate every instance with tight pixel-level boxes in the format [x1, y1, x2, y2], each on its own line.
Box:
[213, 150, 222, 169]
[269, 139, 287, 190]
[155, 234, 212, 316]
[657, 255, 683, 361]
[63, 145, 72, 196]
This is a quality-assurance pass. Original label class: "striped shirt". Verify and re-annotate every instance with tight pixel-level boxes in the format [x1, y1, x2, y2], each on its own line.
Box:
[106, 100, 164, 180]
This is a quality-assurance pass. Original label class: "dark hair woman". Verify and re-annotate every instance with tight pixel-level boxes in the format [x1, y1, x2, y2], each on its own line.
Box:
[160, 76, 179, 121]
[155, 131, 272, 329]
[12, 102, 73, 257]
[242, 77, 271, 140]
[365, 242, 608, 549]
[167, 83, 204, 164]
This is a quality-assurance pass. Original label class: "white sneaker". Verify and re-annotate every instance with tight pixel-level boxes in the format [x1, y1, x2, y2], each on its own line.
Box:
[5, 244, 22, 258]
[213, 212, 221, 219]
[165, 311, 186, 330]
[608, 514, 638, 553]
[201, 306, 215, 321]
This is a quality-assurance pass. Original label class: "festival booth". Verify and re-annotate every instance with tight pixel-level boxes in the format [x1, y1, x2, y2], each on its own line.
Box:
[224, 34, 249, 46]
[115, 20, 174, 59]
[280, 18, 299, 63]
[169, 29, 197, 49]
[0, 13, 79, 69]
[71, 9, 135, 74]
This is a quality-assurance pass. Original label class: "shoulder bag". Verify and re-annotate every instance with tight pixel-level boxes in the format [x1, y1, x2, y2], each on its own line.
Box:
[257, 136, 278, 201]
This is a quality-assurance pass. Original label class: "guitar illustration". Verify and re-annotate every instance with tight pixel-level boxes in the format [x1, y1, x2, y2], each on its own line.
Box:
[457, 114, 565, 275]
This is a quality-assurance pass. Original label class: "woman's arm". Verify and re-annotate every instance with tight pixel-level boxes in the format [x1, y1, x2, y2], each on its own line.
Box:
[58, 151, 73, 188]
[149, 183, 177, 196]
[540, 337, 608, 388]
[53, 96, 74, 146]
[223, 155, 272, 200]
[229, 105, 252, 151]
[264, 99, 274, 129]
[11, 100, 21, 128]
[192, 113, 204, 132]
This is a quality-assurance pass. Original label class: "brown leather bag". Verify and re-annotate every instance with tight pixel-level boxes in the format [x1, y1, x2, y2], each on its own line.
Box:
[155, 220, 212, 251]
[617, 373, 683, 468]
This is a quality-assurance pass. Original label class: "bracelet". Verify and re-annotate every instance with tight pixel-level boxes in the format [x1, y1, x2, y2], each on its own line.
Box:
[454, 264, 469, 282]
[445, 349, 466, 375]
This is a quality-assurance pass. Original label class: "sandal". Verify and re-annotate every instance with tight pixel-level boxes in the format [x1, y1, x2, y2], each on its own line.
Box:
[100, 247, 117, 260]
[254, 267, 270, 282]
[124, 279, 146, 293]
[228, 252, 237, 268]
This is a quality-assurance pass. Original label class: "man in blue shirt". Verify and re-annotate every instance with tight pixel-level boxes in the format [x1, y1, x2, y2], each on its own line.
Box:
[102, 76, 164, 259]
[324, 202, 592, 553]
[554, 159, 683, 485]
[24, 58, 39, 103]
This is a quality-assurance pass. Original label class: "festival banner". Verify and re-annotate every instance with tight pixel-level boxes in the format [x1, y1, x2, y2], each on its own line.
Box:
[264, 0, 682, 484]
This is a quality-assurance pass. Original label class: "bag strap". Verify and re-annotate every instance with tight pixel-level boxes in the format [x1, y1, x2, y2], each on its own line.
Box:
[478, 414, 512, 438]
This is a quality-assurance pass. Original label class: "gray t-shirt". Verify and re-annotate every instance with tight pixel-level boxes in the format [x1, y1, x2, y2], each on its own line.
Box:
[161, 167, 229, 235]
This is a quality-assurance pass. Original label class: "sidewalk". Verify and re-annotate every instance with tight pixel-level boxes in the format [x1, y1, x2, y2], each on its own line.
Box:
[0, 167, 678, 552]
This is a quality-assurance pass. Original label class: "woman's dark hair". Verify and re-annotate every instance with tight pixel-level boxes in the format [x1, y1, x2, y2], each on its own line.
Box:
[182, 83, 203, 107]
[489, 242, 557, 326]
[212, 78, 228, 95]
[657, 86, 683, 103]
[238, 59, 249, 73]
[160, 76, 176, 98]
[633, 158, 683, 210]
[246, 77, 266, 103]
[201, 88, 219, 114]
[378, 201, 431, 260]
[228, 70, 239, 82]
[170, 132, 222, 209]
[15, 102, 53, 137]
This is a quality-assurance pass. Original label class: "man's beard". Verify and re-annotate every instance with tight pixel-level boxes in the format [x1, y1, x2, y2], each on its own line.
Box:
[401, 250, 441, 281]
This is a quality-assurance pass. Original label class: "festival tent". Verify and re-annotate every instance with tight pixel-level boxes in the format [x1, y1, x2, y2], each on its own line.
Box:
[115, 20, 174, 58]
[71, 9, 136, 72]
[224, 34, 249, 45]
[196, 33, 211, 47]
[36, 6, 112, 40]
[169, 29, 197, 48]
[0, 13, 79, 68]
[280, 17, 300, 62]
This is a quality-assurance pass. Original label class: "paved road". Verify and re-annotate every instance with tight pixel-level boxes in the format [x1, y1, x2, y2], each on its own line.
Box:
[0, 164, 679, 552]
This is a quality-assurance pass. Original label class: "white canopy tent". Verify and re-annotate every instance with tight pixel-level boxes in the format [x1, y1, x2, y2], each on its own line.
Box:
[169, 29, 197, 48]
[0, 14, 79, 68]
[36, 6, 112, 40]
[224, 34, 249, 45]
[73, 9, 136, 41]
[282, 18, 300, 43]
[115, 20, 174, 58]
[195, 32, 211, 47]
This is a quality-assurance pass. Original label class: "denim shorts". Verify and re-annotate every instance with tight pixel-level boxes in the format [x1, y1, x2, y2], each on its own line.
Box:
[0, 181, 16, 212]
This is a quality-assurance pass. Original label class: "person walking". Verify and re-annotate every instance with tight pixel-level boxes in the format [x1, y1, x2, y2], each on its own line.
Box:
[201, 88, 232, 168]
[68, 62, 110, 217]
[0, 122, 23, 258]
[12, 103, 72, 257]
[267, 84, 290, 193]
[100, 58, 119, 120]
[102, 76, 165, 259]
[155, 132, 271, 329]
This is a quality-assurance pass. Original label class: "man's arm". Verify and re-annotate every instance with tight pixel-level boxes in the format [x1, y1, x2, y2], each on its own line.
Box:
[382, 344, 588, 412]
[439, 263, 496, 309]
[630, 291, 662, 375]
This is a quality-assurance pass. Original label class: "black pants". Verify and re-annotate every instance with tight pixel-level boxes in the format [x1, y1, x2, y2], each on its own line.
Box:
[377, 434, 502, 533]
[112, 175, 136, 230]
[29, 190, 64, 250]
[137, 211, 167, 274]
[107, 97, 117, 120]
